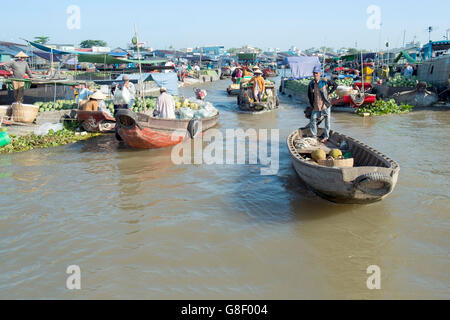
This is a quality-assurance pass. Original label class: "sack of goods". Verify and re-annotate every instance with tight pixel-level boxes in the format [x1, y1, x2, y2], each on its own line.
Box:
[113, 88, 131, 105]
[179, 107, 195, 119]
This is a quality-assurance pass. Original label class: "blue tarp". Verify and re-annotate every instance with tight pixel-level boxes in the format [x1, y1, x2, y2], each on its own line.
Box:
[27, 41, 72, 55]
[33, 50, 60, 62]
[284, 57, 320, 79]
[149, 72, 179, 96]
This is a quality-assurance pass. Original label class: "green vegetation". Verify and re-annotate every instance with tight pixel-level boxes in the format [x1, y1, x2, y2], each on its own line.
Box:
[34, 36, 50, 44]
[285, 78, 312, 94]
[0, 125, 101, 154]
[356, 99, 414, 116]
[387, 73, 432, 88]
[79, 40, 107, 48]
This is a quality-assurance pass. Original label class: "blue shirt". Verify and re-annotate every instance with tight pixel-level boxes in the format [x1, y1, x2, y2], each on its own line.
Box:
[77, 88, 93, 103]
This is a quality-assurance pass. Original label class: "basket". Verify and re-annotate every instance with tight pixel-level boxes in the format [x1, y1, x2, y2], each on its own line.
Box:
[11, 103, 39, 123]
[318, 158, 354, 168]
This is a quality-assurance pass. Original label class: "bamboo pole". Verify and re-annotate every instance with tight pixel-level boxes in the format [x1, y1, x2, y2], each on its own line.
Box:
[134, 23, 145, 104]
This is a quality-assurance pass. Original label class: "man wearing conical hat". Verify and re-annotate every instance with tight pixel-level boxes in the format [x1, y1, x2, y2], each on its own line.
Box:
[1, 51, 33, 103]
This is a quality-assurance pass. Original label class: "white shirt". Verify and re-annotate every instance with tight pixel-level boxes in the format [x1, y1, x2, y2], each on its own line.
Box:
[124, 82, 136, 100]
[155, 92, 176, 119]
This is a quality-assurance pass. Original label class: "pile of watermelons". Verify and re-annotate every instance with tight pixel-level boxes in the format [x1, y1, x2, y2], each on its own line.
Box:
[33, 97, 159, 114]
[34, 100, 79, 113]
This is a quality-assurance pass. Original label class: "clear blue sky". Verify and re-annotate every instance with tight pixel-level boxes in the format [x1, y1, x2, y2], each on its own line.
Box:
[2, 0, 448, 50]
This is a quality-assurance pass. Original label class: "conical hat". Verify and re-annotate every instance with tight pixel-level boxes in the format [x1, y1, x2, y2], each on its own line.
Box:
[15, 51, 29, 58]
[90, 90, 106, 100]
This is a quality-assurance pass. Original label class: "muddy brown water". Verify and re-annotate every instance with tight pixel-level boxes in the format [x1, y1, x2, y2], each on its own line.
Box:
[0, 78, 449, 299]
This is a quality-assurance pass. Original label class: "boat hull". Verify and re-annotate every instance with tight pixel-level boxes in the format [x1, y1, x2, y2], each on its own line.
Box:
[288, 129, 400, 204]
[116, 110, 219, 149]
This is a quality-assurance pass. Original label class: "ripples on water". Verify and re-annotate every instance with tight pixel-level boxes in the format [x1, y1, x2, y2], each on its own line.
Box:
[0, 78, 449, 299]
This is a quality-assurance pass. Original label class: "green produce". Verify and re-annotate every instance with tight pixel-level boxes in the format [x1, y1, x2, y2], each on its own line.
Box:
[329, 149, 343, 159]
[0, 127, 101, 154]
[356, 99, 414, 116]
[387, 74, 432, 88]
[311, 149, 326, 162]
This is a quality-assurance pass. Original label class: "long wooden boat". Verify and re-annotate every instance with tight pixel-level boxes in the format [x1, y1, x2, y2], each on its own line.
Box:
[238, 82, 280, 112]
[115, 109, 219, 149]
[287, 128, 400, 204]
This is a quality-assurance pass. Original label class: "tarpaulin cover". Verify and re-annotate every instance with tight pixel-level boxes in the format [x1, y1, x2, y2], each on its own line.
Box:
[33, 50, 60, 62]
[115, 73, 154, 82]
[148, 72, 179, 95]
[394, 51, 417, 64]
[27, 41, 72, 55]
[284, 56, 320, 79]
[78, 54, 166, 65]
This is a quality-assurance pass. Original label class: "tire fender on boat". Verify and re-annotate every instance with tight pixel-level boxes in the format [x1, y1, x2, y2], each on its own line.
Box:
[353, 172, 393, 197]
[187, 119, 200, 139]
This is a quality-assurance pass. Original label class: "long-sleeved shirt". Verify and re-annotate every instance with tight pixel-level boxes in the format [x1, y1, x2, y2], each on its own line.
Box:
[3, 60, 33, 79]
[77, 88, 94, 104]
[155, 92, 176, 119]
[124, 82, 136, 100]
[250, 76, 265, 94]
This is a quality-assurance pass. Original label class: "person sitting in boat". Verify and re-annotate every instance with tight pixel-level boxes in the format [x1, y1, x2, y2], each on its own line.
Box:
[231, 66, 243, 84]
[154, 87, 176, 119]
[307, 64, 338, 144]
[249, 69, 265, 102]
[77, 82, 94, 106]
[80, 90, 110, 115]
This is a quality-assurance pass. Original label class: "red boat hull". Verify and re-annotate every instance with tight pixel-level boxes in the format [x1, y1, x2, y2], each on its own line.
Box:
[332, 95, 376, 108]
[118, 126, 186, 149]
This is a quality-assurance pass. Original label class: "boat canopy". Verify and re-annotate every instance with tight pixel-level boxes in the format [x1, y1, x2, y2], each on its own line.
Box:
[394, 51, 417, 64]
[149, 72, 179, 96]
[284, 56, 320, 79]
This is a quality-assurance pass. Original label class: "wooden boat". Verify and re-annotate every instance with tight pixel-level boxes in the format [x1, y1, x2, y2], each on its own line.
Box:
[287, 127, 400, 204]
[263, 68, 278, 78]
[115, 109, 219, 149]
[77, 110, 116, 132]
[227, 83, 241, 96]
[238, 81, 280, 112]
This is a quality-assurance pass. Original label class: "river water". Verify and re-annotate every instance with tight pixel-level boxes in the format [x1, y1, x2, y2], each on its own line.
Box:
[0, 77, 449, 299]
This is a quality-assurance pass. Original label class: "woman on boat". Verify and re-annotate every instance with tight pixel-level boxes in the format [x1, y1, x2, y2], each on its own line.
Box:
[77, 82, 94, 106]
[249, 69, 265, 102]
[231, 66, 243, 84]
[80, 90, 111, 115]
[154, 87, 176, 119]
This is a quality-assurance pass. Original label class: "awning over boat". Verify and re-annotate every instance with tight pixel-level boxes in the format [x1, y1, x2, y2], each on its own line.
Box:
[26, 41, 73, 55]
[149, 72, 179, 96]
[33, 50, 61, 62]
[394, 51, 417, 64]
[284, 56, 320, 79]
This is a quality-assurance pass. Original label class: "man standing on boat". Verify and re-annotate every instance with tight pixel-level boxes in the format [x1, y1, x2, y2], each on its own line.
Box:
[154, 87, 176, 119]
[2, 51, 33, 103]
[123, 75, 136, 110]
[307, 64, 337, 143]
[250, 69, 265, 102]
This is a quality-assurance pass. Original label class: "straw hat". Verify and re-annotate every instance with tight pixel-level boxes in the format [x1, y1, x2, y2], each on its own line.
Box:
[252, 66, 260, 70]
[90, 90, 106, 100]
[15, 51, 29, 59]
[254, 69, 263, 75]
[160, 87, 167, 92]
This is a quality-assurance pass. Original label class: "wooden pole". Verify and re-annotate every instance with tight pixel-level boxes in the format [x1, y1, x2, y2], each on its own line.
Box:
[134, 23, 145, 104]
